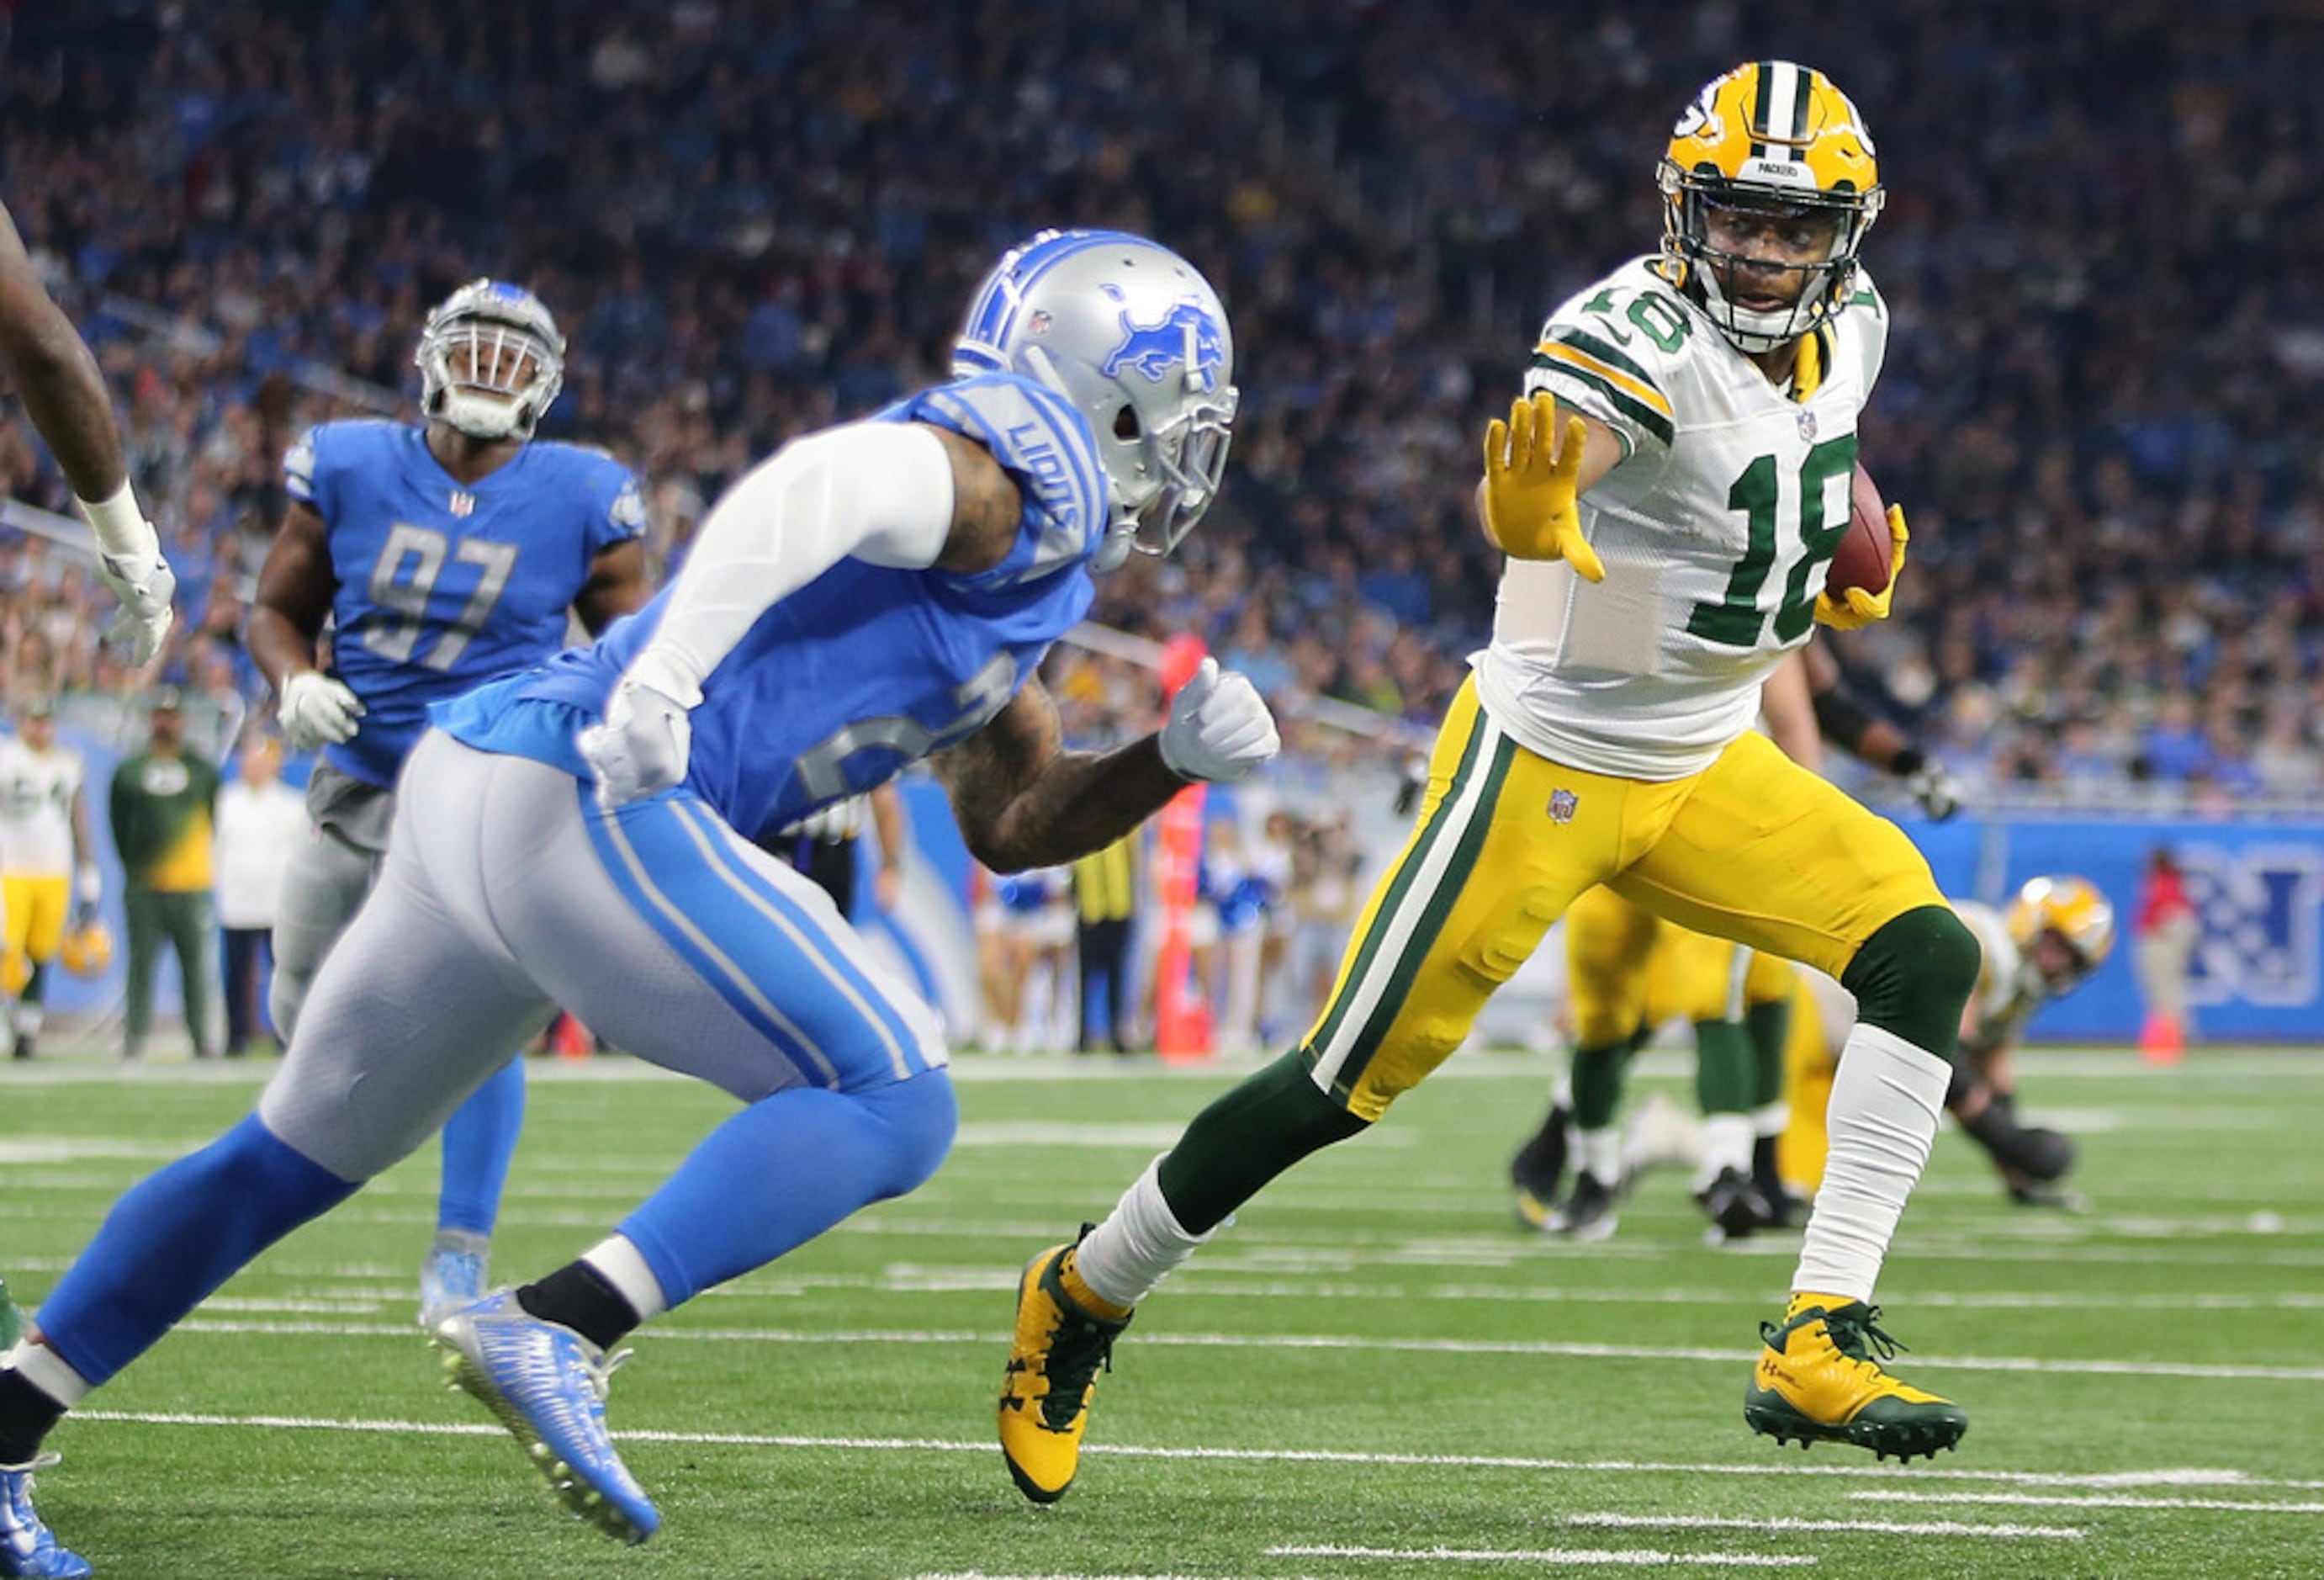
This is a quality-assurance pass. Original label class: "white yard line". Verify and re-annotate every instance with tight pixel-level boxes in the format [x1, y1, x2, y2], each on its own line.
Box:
[1269, 1546, 1814, 1568]
[154, 1316, 2324, 1384]
[71, 1409, 2324, 1495]
[1849, 1489, 2324, 1515]
[1564, 1512, 2082, 1540]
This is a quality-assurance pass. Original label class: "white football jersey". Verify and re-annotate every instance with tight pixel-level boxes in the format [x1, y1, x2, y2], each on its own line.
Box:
[0, 734, 83, 876]
[1951, 898, 2050, 1057]
[1475, 256, 1888, 779]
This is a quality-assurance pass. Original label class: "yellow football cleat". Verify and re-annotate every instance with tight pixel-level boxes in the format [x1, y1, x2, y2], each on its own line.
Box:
[998, 1241, 1130, 1503]
[1744, 1293, 1967, 1461]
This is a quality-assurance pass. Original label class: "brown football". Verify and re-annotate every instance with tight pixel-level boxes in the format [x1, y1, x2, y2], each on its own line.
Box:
[1827, 462, 1893, 601]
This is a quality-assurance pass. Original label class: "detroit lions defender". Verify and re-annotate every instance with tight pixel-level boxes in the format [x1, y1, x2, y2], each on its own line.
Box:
[246, 279, 652, 1323]
[998, 64, 1982, 1505]
[0, 231, 1273, 1558]
[1, 194, 173, 1580]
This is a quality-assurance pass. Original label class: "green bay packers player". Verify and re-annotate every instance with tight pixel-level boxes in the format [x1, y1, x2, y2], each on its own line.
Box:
[1514, 640, 1967, 1243]
[998, 60, 1981, 1496]
[1790, 876, 2113, 1207]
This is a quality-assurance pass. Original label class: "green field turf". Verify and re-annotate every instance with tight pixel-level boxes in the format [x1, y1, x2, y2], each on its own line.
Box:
[5, 1047, 2322, 1578]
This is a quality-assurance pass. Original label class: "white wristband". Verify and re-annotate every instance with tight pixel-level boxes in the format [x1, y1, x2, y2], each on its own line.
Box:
[74, 480, 159, 563]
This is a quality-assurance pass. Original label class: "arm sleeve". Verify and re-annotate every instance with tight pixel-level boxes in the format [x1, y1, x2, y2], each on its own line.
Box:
[618, 420, 956, 706]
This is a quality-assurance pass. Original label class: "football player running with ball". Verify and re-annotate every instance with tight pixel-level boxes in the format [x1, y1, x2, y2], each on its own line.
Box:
[999, 62, 1979, 1505]
[0, 231, 1273, 1561]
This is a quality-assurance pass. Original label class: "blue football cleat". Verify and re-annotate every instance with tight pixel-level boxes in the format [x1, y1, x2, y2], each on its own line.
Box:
[429, 1291, 659, 1544]
[2, 1455, 91, 1580]
[417, 1232, 490, 1328]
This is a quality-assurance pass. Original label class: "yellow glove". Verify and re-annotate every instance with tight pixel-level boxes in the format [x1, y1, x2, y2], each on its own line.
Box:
[1815, 503, 1908, 630]
[1482, 393, 1602, 581]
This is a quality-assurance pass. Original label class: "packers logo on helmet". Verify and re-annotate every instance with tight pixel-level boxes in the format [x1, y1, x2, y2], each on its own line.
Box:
[60, 918, 114, 978]
[2007, 875, 2115, 994]
[1657, 61, 1883, 354]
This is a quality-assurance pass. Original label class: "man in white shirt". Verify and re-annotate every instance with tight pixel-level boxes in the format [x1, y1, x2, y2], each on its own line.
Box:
[212, 734, 307, 1056]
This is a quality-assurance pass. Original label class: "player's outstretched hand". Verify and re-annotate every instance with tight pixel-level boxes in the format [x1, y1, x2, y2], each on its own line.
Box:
[1816, 503, 1908, 630]
[280, 670, 365, 753]
[580, 674, 694, 808]
[1159, 657, 1279, 784]
[1907, 758, 1963, 821]
[97, 549, 177, 666]
[1482, 393, 1602, 581]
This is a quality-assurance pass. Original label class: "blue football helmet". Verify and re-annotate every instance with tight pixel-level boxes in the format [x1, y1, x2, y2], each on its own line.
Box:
[954, 230, 1237, 570]
[416, 279, 566, 443]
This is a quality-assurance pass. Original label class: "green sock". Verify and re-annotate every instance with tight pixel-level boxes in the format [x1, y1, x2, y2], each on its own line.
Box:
[1746, 999, 1790, 1109]
[1157, 1049, 1368, 1234]
[1693, 1019, 1755, 1115]
[1570, 1037, 1636, 1130]
[1841, 905, 1983, 1055]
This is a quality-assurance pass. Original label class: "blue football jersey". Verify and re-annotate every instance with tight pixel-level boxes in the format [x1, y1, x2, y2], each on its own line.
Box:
[284, 421, 645, 786]
[434, 372, 1108, 845]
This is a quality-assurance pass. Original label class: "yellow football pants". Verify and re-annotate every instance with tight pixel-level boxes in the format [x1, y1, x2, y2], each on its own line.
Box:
[1779, 973, 1840, 1192]
[2, 872, 69, 996]
[1564, 884, 1797, 1047]
[1302, 678, 1943, 1121]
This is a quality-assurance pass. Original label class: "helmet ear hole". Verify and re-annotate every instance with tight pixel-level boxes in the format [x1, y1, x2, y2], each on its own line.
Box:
[1113, 406, 1141, 440]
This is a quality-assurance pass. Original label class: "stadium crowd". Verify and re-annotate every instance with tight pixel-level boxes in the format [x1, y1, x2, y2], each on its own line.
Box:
[3, 0, 2321, 805]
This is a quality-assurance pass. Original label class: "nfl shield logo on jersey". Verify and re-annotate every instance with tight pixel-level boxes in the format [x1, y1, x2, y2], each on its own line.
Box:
[449, 490, 476, 518]
[1548, 788, 1580, 824]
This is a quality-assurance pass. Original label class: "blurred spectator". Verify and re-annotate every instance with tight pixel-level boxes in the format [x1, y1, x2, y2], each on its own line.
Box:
[108, 689, 221, 1060]
[1070, 833, 1138, 1055]
[2134, 847, 2200, 1065]
[213, 732, 303, 1056]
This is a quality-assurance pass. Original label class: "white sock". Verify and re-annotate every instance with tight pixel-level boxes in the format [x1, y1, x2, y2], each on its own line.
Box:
[1695, 1112, 1755, 1191]
[1577, 1126, 1624, 1187]
[1752, 1099, 1791, 1139]
[1792, 1025, 1948, 1302]
[3, 1341, 92, 1408]
[1072, 1156, 1210, 1309]
[581, 1234, 669, 1323]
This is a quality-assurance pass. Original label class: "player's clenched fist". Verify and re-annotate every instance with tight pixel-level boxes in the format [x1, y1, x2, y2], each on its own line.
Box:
[579, 668, 695, 808]
[1481, 392, 1602, 581]
[278, 669, 364, 752]
[1158, 657, 1279, 784]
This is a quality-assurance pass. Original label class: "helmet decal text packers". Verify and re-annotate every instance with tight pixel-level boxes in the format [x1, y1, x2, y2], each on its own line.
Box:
[1657, 61, 1884, 355]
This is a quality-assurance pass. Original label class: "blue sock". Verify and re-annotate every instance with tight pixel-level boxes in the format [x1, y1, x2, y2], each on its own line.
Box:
[617, 1074, 956, 1307]
[437, 1057, 526, 1237]
[37, 1116, 359, 1385]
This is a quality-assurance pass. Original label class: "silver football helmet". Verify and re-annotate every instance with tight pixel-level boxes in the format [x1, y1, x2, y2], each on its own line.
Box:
[954, 230, 1237, 570]
[416, 278, 566, 443]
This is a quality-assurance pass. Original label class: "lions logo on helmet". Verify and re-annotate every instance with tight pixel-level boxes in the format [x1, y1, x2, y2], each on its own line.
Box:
[59, 918, 114, 978]
[1656, 61, 1884, 354]
[953, 230, 1238, 570]
[2007, 875, 2115, 995]
[416, 279, 567, 443]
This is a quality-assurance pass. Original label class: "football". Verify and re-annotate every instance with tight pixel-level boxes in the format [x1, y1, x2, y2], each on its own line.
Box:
[1826, 462, 1893, 602]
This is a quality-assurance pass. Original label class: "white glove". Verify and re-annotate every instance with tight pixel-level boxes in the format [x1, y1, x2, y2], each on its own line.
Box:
[96, 550, 177, 667]
[75, 864, 102, 908]
[578, 673, 694, 808]
[279, 670, 365, 753]
[1906, 759, 1963, 822]
[1157, 657, 1280, 784]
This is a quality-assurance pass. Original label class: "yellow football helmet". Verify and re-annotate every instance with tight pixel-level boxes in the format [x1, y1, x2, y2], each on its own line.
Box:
[1657, 60, 1884, 353]
[59, 918, 114, 978]
[2007, 876, 2115, 994]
